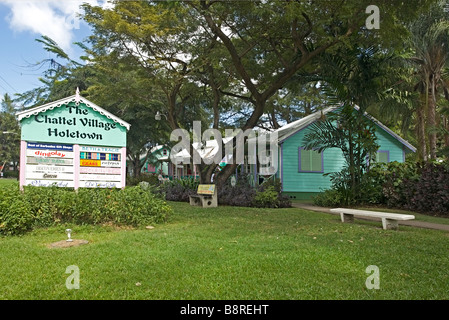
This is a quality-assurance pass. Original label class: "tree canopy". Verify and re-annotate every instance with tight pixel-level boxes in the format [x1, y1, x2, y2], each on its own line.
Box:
[11, 0, 445, 184]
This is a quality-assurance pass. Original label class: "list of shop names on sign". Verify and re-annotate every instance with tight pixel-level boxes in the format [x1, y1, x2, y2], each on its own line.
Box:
[24, 142, 123, 188]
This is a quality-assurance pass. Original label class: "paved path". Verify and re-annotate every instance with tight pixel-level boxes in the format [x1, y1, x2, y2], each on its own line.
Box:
[291, 203, 449, 232]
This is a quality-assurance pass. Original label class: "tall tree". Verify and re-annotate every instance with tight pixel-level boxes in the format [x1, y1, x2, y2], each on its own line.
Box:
[409, 1, 449, 160]
[0, 94, 20, 172]
[15, 35, 169, 177]
[82, 1, 219, 181]
[83, 54, 173, 177]
[81, 0, 436, 186]
[187, 0, 434, 185]
[15, 36, 90, 107]
[302, 44, 395, 203]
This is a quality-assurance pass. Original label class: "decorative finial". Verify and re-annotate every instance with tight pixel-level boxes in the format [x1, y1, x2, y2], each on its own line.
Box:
[75, 87, 80, 104]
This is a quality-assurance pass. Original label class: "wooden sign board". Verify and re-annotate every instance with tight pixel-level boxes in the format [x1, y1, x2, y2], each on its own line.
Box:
[79, 145, 123, 188]
[24, 142, 75, 187]
[18, 96, 129, 190]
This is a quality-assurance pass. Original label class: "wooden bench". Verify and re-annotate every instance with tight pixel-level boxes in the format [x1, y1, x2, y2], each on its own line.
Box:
[189, 184, 218, 208]
[330, 208, 415, 230]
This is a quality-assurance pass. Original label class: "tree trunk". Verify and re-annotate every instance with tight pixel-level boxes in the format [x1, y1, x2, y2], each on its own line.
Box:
[348, 130, 356, 202]
[417, 94, 428, 161]
[428, 75, 437, 160]
[197, 163, 216, 184]
[214, 163, 238, 187]
[444, 116, 449, 149]
[270, 106, 280, 129]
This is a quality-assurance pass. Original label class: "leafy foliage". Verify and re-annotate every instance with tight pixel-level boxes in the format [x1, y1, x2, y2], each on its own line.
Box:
[304, 105, 379, 205]
[252, 186, 280, 208]
[0, 185, 172, 235]
[218, 174, 257, 207]
[0, 94, 20, 172]
[158, 178, 200, 202]
[406, 162, 449, 214]
[317, 160, 449, 216]
[312, 188, 348, 208]
[408, 1, 449, 160]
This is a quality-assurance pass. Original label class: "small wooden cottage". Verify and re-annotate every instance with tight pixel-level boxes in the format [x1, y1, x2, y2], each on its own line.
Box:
[256, 106, 416, 199]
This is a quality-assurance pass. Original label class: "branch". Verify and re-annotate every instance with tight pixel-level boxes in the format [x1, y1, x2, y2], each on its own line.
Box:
[261, 16, 358, 103]
[291, 13, 312, 56]
[219, 89, 255, 104]
[198, 1, 261, 102]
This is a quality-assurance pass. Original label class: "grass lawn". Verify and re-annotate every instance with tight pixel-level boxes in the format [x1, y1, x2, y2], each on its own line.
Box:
[0, 178, 17, 187]
[1, 195, 449, 300]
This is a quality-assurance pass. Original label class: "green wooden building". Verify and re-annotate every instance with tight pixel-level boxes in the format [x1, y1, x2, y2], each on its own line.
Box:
[257, 106, 416, 200]
[139, 145, 170, 176]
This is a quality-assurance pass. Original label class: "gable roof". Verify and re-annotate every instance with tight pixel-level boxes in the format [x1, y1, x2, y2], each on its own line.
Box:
[276, 106, 337, 142]
[276, 105, 416, 153]
[16, 94, 131, 130]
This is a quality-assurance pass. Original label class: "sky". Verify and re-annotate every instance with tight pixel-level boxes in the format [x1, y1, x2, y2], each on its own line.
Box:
[0, 0, 110, 104]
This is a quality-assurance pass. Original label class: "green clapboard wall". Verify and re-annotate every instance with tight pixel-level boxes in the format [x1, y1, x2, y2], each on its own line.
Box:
[281, 122, 407, 194]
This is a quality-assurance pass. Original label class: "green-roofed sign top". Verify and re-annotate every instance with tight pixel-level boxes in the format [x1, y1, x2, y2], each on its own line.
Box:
[19, 101, 127, 147]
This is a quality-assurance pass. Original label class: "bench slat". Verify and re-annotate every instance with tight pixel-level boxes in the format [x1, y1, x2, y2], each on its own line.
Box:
[330, 208, 415, 220]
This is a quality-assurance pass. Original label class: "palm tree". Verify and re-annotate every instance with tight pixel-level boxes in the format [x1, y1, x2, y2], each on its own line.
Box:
[409, 2, 449, 160]
[302, 45, 390, 203]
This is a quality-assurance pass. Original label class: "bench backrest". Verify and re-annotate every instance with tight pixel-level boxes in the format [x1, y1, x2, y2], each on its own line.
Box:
[197, 184, 216, 195]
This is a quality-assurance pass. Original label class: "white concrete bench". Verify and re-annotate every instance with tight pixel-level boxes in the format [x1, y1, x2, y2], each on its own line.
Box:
[189, 184, 218, 208]
[330, 208, 415, 230]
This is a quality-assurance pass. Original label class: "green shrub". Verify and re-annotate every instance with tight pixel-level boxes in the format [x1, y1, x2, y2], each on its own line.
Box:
[0, 185, 173, 235]
[366, 161, 420, 207]
[24, 185, 77, 227]
[258, 178, 291, 208]
[314, 160, 449, 216]
[312, 188, 348, 207]
[253, 186, 280, 208]
[158, 178, 200, 202]
[312, 161, 420, 207]
[2, 171, 19, 179]
[0, 185, 33, 235]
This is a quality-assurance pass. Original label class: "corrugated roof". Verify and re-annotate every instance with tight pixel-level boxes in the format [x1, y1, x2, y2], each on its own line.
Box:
[276, 106, 338, 142]
[275, 105, 416, 153]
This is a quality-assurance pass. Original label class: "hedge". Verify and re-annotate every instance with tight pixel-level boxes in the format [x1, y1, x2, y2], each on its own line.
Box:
[314, 160, 449, 216]
[0, 185, 172, 235]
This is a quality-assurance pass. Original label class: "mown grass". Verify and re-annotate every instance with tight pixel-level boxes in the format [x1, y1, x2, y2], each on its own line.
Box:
[0, 178, 17, 187]
[0, 199, 448, 300]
